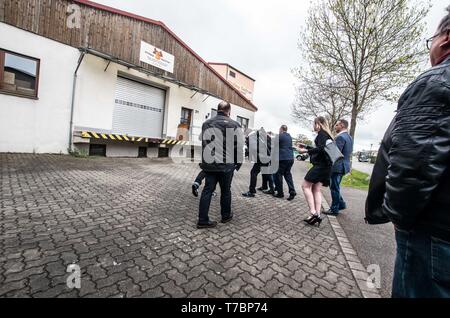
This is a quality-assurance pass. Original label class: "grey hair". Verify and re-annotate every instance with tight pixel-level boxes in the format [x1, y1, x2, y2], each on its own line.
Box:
[437, 5, 450, 34]
[280, 125, 288, 132]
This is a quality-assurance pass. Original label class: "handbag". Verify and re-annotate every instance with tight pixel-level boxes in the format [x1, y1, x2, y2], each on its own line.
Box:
[324, 140, 344, 165]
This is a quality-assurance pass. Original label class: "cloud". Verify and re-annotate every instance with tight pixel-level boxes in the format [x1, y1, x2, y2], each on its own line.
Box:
[93, 0, 447, 148]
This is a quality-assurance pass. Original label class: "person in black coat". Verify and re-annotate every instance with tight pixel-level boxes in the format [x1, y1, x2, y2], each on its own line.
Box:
[366, 6, 450, 298]
[197, 101, 244, 229]
[298, 117, 334, 227]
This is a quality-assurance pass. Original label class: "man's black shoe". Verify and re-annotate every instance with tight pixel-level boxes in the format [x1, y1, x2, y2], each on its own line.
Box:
[339, 205, 347, 211]
[257, 187, 268, 192]
[287, 194, 297, 201]
[192, 183, 199, 197]
[221, 215, 233, 224]
[242, 192, 256, 198]
[323, 210, 339, 216]
[197, 221, 218, 229]
[273, 192, 285, 199]
[263, 189, 275, 195]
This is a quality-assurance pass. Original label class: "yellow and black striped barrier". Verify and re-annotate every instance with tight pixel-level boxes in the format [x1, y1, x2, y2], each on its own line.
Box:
[80, 131, 191, 146]
[81, 131, 150, 143]
[160, 139, 191, 146]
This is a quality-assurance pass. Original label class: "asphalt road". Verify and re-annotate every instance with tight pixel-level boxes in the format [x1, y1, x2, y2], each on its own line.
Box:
[322, 186, 396, 298]
[351, 159, 374, 176]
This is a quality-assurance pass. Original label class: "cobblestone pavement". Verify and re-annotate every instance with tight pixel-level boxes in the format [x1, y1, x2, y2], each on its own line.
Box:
[0, 154, 363, 298]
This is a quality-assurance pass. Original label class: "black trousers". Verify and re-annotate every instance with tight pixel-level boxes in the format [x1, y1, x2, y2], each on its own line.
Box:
[194, 170, 207, 185]
[249, 163, 274, 193]
[262, 174, 275, 191]
[274, 160, 296, 195]
[198, 170, 234, 224]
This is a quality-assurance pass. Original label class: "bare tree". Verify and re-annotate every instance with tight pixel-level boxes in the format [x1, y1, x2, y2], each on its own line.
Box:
[293, 0, 430, 140]
[294, 134, 314, 146]
[292, 71, 352, 134]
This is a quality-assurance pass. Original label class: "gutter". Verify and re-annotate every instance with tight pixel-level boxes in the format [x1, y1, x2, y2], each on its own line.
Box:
[68, 51, 86, 152]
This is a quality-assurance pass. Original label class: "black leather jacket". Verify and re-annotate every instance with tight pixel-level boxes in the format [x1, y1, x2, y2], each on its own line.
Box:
[365, 56, 450, 242]
[200, 111, 244, 172]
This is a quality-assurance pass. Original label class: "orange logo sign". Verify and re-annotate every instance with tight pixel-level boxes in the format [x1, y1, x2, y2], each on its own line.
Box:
[153, 48, 163, 60]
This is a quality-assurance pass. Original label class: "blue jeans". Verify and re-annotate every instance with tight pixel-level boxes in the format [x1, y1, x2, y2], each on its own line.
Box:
[393, 229, 450, 298]
[330, 173, 346, 213]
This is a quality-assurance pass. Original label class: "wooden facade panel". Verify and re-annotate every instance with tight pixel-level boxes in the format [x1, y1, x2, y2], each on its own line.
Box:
[0, 0, 256, 111]
[0, 0, 4, 22]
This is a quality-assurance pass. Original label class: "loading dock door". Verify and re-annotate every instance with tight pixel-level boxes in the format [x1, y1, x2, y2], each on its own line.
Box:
[112, 76, 165, 138]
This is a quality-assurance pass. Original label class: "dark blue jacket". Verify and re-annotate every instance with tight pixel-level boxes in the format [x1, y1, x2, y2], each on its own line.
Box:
[332, 132, 353, 174]
[278, 132, 294, 161]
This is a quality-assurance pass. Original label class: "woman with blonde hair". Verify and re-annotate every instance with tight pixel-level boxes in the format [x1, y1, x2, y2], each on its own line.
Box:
[298, 116, 334, 227]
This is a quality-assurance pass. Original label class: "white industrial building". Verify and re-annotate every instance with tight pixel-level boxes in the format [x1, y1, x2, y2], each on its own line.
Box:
[0, 0, 257, 158]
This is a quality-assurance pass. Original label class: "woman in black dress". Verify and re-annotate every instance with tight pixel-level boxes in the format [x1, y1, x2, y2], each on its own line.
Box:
[298, 117, 334, 227]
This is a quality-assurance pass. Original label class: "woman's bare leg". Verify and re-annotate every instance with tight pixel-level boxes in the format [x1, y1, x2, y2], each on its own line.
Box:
[302, 180, 316, 215]
[312, 183, 323, 216]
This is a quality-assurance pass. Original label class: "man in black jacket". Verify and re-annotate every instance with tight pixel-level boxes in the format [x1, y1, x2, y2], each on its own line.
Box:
[366, 6, 450, 298]
[197, 101, 244, 229]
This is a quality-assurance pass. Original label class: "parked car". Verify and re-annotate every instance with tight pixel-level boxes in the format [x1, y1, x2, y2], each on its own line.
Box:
[358, 153, 369, 162]
[294, 148, 309, 161]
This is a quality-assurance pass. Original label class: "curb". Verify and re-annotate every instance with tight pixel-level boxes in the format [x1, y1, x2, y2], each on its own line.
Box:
[321, 197, 382, 298]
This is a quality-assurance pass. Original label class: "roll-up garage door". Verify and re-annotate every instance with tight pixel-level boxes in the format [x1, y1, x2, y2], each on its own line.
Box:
[112, 76, 165, 138]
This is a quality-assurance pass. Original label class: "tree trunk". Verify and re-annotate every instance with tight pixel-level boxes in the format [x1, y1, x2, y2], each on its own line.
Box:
[350, 107, 358, 141]
[349, 101, 359, 171]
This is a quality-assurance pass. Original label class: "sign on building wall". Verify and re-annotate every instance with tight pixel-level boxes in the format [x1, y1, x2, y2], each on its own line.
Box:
[139, 41, 175, 73]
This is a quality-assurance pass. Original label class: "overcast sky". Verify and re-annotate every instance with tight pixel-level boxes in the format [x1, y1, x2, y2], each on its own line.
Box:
[95, 0, 448, 151]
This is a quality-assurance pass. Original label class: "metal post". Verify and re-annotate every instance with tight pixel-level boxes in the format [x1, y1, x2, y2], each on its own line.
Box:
[68, 51, 86, 152]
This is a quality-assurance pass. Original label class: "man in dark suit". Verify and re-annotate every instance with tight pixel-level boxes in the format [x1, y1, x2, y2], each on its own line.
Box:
[197, 101, 244, 229]
[273, 125, 297, 201]
[324, 119, 353, 215]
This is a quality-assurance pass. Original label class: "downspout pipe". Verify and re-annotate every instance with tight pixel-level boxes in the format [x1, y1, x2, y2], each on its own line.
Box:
[68, 51, 86, 152]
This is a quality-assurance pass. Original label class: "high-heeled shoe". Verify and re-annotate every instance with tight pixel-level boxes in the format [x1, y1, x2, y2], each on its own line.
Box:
[308, 215, 323, 227]
[304, 214, 318, 224]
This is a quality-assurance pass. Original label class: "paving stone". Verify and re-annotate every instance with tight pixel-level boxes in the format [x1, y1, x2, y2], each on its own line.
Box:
[160, 280, 188, 298]
[0, 154, 364, 298]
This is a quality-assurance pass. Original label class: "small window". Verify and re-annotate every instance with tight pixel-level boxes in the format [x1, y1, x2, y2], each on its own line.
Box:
[237, 116, 249, 130]
[180, 107, 193, 127]
[229, 70, 236, 78]
[0, 49, 40, 99]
